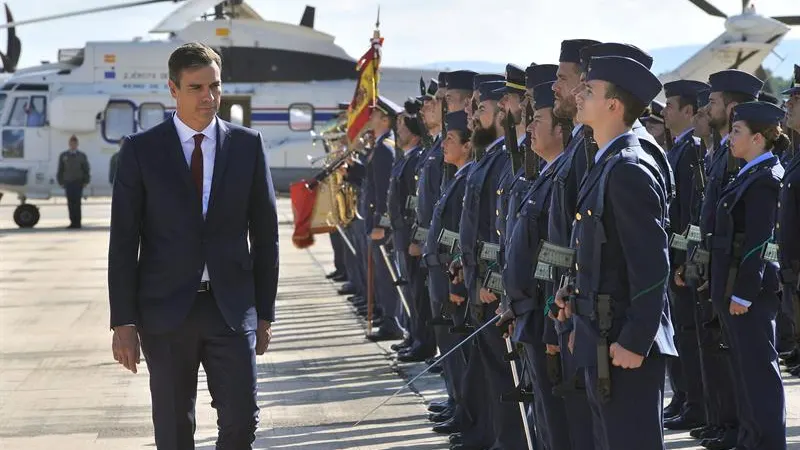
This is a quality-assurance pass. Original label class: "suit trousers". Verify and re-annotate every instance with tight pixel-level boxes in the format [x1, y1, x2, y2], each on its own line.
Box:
[64, 181, 83, 226]
[139, 291, 259, 450]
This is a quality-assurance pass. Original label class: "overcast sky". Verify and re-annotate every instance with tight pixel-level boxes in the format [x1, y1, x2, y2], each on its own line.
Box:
[5, 0, 800, 71]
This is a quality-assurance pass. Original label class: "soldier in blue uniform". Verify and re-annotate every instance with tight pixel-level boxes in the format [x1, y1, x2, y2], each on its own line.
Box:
[642, 100, 667, 147]
[364, 96, 404, 341]
[553, 55, 676, 449]
[504, 80, 574, 450]
[696, 69, 762, 450]
[453, 78, 527, 450]
[547, 38, 599, 450]
[389, 103, 436, 360]
[467, 73, 505, 130]
[445, 70, 478, 113]
[710, 101, 787, 450]
[422, 110, 474, 446]
[779, 65, 800, 377]
[660, 79, 709, 432]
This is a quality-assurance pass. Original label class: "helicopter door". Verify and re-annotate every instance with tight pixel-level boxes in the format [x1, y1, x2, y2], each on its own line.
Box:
[218, 96, 251, 128]
[3, 95, 49, 162]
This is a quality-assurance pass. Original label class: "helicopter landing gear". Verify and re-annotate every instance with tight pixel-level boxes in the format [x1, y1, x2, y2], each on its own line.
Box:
[13, 203, 40, 228]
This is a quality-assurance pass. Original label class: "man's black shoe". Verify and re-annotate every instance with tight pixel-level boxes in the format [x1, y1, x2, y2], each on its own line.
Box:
[432, 416, 459, 434]
[391, 339, 413, 352]
[365, 327, 404, 342]
[690, 425, 721, 440]
[427, 399, 451, 413]
[398, 346, 435, 363]
[337, 283, 357, 295]
[325, 270, 342, 279]
[664, 413, 705, 431]
[700, 427, 737, 450]
[663, 397, 684, 420]
[448, 433, 462, 445]
[428, 406, 454, 423]
[332, 273, 348, 282]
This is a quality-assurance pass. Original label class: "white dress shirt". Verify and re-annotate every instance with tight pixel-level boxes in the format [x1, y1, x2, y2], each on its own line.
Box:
[173, 113, 217, 282]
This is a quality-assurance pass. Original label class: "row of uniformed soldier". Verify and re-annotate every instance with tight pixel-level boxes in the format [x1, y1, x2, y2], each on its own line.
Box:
[324, 42, 800, 449]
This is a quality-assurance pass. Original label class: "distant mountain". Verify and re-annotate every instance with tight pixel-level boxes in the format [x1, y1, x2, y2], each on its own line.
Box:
[416, 39, 799, 80]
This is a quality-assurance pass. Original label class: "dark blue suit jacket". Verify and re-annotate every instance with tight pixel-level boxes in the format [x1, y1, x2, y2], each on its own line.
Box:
[108, 116, 279, 334]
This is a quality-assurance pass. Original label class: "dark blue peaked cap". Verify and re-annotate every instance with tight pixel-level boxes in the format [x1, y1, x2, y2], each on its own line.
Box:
[480, 81, 506, 102]
[447, 70, 477, 91]
[533, 82, 556, 110]
[445, 110, 469, 134]
[526, 64, 558, 89]
[643, 100, 665, 124]
[376, 95, 403, 117]
[708, 69, 762, 98]
[758, 91, 779, 105]
[438, 72, 449, 88]
[560, 39, 600, 64]
[782, 64, 800, 96]
[404, 97, 421, 115]
[473, 73, 504, 91]
[697, 90, 711, 108]
[663, 80, 711, 99]
[732, 101, 785, 126]
[504, 64, 527, 94]
[580, 42, 653, 71]
[587, 56, 663, 106]
[403, 115, 423, 136]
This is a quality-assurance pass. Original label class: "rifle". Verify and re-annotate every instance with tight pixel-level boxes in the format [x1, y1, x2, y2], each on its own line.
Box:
[504, 110, 523, 174]
[472, 97, 485, 161]
[305, 146, 360, 190]
[441, 90, 456, 184]
[583, 125, 599, 172]
[418, 78, 434, 149]
[523, 102, 539, 180]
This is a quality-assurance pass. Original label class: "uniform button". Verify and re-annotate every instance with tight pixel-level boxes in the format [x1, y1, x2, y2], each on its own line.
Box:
[415, 176, 419, 181]
[780, 182, 784, 188]
[723, 203, 727, 207]
[777, 201, 781, 208]
[497, 189, 502, 195]
[576, 212, 582, 221]
[575, 239, 580, 245]
[587, 209, 592, 216]
[496, 209, 500, 216]
[777, 223, 780, 229]
[575, 288, 580, 294]
[497, 230, 501, 236]
[574, 263, 579, 271]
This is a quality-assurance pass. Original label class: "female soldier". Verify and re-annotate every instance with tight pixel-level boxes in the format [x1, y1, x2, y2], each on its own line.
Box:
[710, 101, 788, 450]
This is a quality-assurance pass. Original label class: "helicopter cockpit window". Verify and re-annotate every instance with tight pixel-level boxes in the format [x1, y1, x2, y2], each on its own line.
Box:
[6, 96, 47, 127]
[103, 101, 135, 143]
[288, 103, 314, 131]
[138, 102, 164, 131]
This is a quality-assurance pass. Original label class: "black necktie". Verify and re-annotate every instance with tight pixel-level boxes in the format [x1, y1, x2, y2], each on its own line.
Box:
[191, 134, 204, 200]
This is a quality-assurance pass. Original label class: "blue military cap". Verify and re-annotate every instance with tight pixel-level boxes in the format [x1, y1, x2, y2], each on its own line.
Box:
[559, 39, 600, 64]
[447, 70, 478, 91]
[473, 73, 505, 91]
[480, 80, 506, 102]
[580, 42, 653, 72]
[533, 81, 556, 110]
[404, 97, 421, 115]
[438, 71, 449, 88]
[403, 115, 423, 136]
[697, 89, 711, 108]
[376, 95, 403, 117]
[587, 56, 663, 106]
[732, 101, 785, 126]
[708, 69, 763, 98]
[526, 64, 558, 89]
[504, 63, 527, 94]
[445, 110, 469, 134]
[781, 64, 800, 96]
[663, 79, 711, 100]
[423, 78, 439, 99]
[758, 91, 779, 105]
[642, 100, 665, 124]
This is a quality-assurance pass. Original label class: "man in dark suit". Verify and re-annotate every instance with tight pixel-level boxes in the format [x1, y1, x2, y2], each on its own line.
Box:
[107, 42, 279, 450]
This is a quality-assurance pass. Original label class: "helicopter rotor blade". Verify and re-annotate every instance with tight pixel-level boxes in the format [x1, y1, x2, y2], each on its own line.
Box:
[773, 16, 800, 26]
[687, 0, 727, 18]
[0, 0, 182, 30]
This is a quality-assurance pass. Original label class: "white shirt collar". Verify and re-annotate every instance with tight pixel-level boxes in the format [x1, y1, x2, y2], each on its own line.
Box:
[455, 160, 473, 177]
[517, 135, 526, 146]
[594, 131, 634, 163]
[173, 113, 217, 144]
[737, 151, 774, 178]
[541, 151, 564, 174]
[674, 127, 694, 144]
[572, 124, 584, 138]
[488, 136, 504, 151]
[720, 133, 730, 146]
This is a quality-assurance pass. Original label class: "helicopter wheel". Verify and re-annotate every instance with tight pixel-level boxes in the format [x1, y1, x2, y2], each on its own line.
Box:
[13, 204, 40, 228]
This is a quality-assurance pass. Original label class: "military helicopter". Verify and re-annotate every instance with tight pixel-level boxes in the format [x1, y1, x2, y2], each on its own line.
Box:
[0, 0, 437, 228]
[0, 0, 796, 228]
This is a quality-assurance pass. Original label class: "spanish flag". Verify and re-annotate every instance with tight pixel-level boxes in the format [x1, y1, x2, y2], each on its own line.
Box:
[346, 30, 383, 143]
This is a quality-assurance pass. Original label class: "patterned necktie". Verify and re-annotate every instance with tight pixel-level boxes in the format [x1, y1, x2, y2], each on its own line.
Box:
[191, 134, 204, 200]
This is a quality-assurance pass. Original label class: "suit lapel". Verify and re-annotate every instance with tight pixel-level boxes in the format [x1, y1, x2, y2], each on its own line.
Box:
[164, 118, 202, 209]
[205, 117, 231, 223]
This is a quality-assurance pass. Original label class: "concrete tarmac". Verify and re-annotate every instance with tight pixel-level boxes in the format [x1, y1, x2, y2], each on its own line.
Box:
[0, 197, 798, 449]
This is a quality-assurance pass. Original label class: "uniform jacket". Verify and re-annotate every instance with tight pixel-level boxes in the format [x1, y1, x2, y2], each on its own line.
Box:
[361, 131, 396, 232]
[388, 145, 422, 251]
[414, 135, 443, 228]
[570, 133, 677, 366]
[710, 155, 783, 307]
[57, 149, 91, 185]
